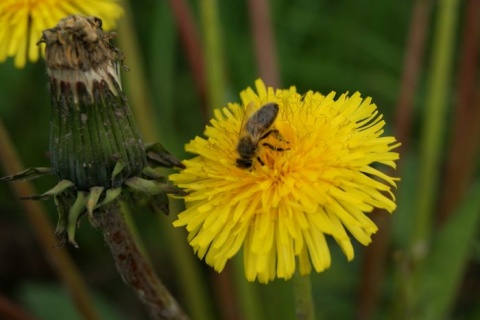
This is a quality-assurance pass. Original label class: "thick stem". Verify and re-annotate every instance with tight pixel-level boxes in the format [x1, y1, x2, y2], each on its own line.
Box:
[292, 272, 316, 320]
[91, 201, 188, 320]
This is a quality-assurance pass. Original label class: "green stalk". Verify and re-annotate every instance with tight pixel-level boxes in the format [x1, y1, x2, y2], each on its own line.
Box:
[411, 0, 460, 247]
[232, 256, 263, 320]
[292, 272, 316, 320]
[403, 0, 460, 316]
[200, 0, 226, 116]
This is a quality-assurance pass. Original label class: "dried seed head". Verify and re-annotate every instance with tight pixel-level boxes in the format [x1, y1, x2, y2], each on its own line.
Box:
[40, 15, 124, 101]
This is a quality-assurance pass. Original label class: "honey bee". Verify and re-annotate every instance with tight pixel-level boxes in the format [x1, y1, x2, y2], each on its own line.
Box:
[236, 102, 287, 168]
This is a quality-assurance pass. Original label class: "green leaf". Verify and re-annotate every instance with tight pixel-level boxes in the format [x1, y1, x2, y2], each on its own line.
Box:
[21, 179, 74, 200]
[96, 187, 122, 208]
[54, 192, 76, 245]
[125, 176, 186, 196]
[86, 186, 105, 217]
[0, 167, 53, 181]
[67, 191, 88, 248]
[145, 142, 186, 169]
[415, 180, 480, 319]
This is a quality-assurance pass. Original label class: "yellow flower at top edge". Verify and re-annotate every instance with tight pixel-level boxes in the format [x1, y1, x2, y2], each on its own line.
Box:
[170, 79, 400, 284]
[0, 0, 123, 68]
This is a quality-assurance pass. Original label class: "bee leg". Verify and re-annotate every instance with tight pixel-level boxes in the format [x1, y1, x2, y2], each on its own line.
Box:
[260, 129, 281, 140]
[262, 142, 276, 150]
[272, 130, 289, 144]
[257, 157, 265, 166]
[262, 142, 290, 152]
[261, 129, 289, 144]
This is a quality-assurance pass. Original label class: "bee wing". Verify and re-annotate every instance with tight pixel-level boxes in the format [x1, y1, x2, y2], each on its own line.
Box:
[239, 101, 257, 138]
[245, 102, 279, 138]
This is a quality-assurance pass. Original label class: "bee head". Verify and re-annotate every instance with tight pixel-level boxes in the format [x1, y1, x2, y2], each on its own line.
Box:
[236, 158, 253, 168]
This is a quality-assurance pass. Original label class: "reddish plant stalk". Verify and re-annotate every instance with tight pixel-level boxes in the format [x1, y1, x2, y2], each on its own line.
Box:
[212, 269, 243, 320]
[437, 0, 480, 225]
[168, 0, 208, 118]
[0, 294, 38, 320]
[91, 201, 187, 320]
[247, 0, 280, 87]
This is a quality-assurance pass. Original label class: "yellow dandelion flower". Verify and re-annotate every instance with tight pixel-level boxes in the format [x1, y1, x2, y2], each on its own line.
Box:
[170, 79, 400, 283]
[0, 0, 123, 68]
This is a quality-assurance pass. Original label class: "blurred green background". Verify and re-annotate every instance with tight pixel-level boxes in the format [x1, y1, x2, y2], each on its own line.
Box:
[1, 0, 480, 319]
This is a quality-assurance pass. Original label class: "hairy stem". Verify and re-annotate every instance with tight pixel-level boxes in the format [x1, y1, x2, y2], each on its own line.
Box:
[91, 201, 188, 320]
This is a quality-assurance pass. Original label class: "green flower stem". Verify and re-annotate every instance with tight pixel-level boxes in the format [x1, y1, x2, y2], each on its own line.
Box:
[201, 0, 226, 116]
[412, 0, 460, 250]
[0, 119, 101, 320]
[404, 0, 460, 315]
[91, 200, 188, 320]
[292, 272, 316, 320]
[232, 256, 263, 320]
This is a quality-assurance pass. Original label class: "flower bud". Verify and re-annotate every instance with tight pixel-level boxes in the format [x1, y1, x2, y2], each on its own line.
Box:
[40, 15, 146, 190]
